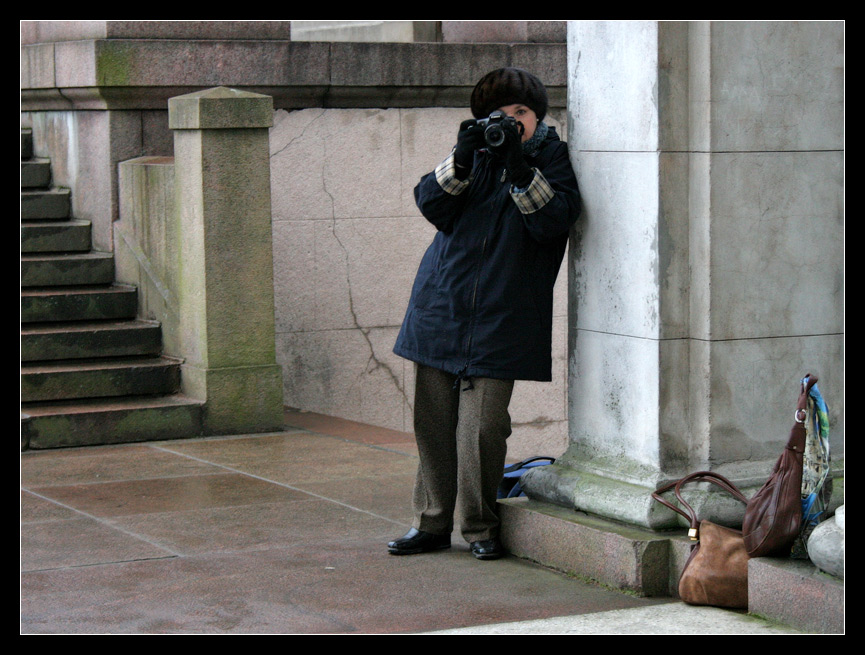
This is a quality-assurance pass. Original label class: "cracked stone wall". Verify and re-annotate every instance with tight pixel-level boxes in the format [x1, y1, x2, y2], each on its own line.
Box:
[270, 106, 570, 459]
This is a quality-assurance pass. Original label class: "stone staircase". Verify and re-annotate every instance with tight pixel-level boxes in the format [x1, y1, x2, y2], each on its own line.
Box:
[21, 128, 204, 450]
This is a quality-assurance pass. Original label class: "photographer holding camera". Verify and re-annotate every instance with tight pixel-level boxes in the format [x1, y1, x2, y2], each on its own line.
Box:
[390, 68, 581, 560]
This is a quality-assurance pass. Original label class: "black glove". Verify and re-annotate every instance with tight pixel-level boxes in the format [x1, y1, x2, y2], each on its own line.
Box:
[491, 121, 534, 188]
[453, 119, 486, 175]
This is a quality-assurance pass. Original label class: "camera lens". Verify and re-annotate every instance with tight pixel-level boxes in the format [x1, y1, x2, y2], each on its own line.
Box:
[484, 124, 505, 148]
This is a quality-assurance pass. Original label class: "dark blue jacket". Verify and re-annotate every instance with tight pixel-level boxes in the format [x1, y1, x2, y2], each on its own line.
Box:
[393, 126, 581, 382]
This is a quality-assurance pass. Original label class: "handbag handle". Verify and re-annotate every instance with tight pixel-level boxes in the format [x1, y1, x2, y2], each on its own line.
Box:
[652, 471, 748, 540]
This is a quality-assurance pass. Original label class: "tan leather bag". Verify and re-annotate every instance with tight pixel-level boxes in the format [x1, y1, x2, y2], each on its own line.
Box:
[652, 472, 750, 609]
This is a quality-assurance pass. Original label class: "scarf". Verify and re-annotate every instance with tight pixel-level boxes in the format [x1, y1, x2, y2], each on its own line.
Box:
[522, 121, 549, 157]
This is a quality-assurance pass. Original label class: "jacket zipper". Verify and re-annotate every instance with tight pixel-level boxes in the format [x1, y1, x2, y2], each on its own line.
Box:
[462, 235, 488, 381]
[460, 159, 503, 388]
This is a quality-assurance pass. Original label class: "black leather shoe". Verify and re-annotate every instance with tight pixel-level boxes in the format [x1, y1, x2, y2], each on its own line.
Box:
[470, 538, 505, 560]
[387, 528, 451, 555]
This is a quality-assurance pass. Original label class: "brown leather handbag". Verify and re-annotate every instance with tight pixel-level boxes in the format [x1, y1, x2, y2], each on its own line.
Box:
[652, 472, 750, 609]
[742, 374, 819, 557]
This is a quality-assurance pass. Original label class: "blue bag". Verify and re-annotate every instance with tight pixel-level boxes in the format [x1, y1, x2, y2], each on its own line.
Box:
[498, 456, 555, 498]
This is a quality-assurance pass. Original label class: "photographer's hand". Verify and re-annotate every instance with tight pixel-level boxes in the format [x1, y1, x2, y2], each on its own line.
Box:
[454, 119, 486, 177]
[495, 122, 534, 188]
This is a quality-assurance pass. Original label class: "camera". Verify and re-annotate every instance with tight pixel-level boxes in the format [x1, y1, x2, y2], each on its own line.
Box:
[476, 110, 519, 148]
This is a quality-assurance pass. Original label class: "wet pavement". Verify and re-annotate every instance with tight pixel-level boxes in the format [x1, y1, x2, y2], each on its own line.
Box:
[20, 409, 802, 634]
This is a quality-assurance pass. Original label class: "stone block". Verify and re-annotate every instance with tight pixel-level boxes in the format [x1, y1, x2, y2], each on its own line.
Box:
[571, 151, 689, 339]
[442, 21, 532, 44]
[442, 21, 567, 45]
[271, 215, 433, 334]
[271, 218, 317, 334]
[748, 557, 844, 634]
[22, 38, 567, 114]
[499, 497, 673, 596]
[688, 336, 844, 477]
[20, 43, 55, 89]
[314, 218, 432, 330]
[398, 108, 473, 215]
[567, 331, 692, 482]
[291, 20, 422, 43]
[330, 42, 510, 88]
[269, 107, 404, 221]
[567, 21, 686, 152]
[697, 22, 844, 152]
[174, 128, 277, 369]
[140, 110, 173, 156]
[510, 43, 571, 87]
[116, 156, 181, 356]
[696, 151, 843, 341]
[275, 326, 409, 432]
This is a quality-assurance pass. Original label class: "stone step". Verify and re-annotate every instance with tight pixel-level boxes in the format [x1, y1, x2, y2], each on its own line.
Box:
[22, 284, 139, 323]
[21, 158, 51, 188]
[21, 251, 115, 288]
[17, 134, 206, 451]
[22, 188, 71, 220]
[499, 497, 845, 634]
[21, 219, 92, 253]
[748, 557, 844, 634]
[21, 394, 205, 450]
[21, 319, 163, 362]
[21, 356, 182, 403]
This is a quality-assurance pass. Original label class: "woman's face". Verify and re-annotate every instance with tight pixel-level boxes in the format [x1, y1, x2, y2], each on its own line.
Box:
[498, 103, 538, 143]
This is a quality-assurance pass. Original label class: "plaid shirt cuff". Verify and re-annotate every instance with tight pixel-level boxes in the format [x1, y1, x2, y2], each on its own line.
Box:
[435, 150, 472, 195]
[510, 168, 555, 214]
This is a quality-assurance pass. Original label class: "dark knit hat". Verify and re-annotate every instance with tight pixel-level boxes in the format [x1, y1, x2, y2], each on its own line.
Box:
[470, 67, 548, 121]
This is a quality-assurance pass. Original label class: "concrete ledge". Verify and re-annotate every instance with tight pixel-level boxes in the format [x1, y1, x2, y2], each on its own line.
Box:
[21, 40, 566, 111]
[21, 20, 293, 44]
[499, 497, 676, 597]
[748, 557, 844, 634]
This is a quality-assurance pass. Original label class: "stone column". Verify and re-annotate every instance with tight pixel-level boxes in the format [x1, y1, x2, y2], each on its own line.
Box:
[168, 87, 285, 434]
[523, 21, 844, 528]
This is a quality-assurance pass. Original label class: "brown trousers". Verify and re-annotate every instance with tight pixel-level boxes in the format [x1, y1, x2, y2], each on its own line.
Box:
[411, 364, 515, 543]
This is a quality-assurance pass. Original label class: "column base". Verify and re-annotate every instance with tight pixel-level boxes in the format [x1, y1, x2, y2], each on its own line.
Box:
[521, 459, 758, 530]
[183, 363, 285, 435]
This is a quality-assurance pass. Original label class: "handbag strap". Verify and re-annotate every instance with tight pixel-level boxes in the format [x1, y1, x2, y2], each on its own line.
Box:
[795, 374, 818, 422]
[788, 374, 819, 453]
[652, 471, 748, 539]
[503, 456, 555, 474]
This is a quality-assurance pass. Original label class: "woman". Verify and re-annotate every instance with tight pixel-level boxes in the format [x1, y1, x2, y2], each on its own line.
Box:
[390, 68, 581, 560]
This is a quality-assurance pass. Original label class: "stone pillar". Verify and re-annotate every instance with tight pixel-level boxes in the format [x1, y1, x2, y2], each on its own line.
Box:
[168, 87, 285, 434]
[523, 21, 844, 528]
